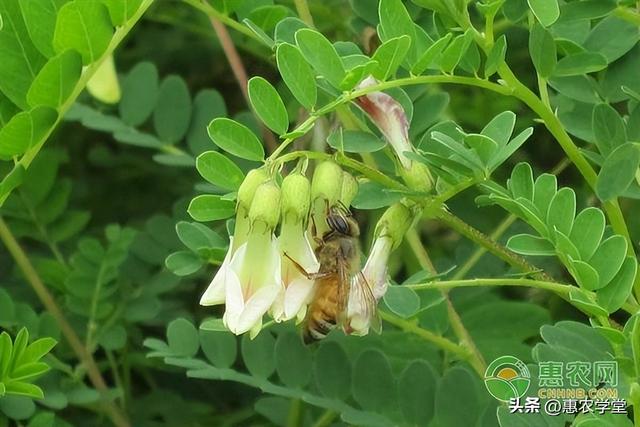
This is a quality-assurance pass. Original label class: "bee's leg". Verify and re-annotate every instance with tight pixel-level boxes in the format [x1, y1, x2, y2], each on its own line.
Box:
[284, 252, 328, 280]
[310, 215, 324, 246]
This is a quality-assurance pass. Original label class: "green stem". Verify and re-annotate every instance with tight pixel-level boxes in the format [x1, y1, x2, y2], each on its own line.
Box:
[310, 410, 337, 427]
[409, 278, 573, 295]
[86, 261, 109, 351]
[275, 150, 408, 192]
[182, 0, 261, 41]
[410, 278, 639, 316]
[406, 228, 436, 274]
[286, 398, 304, 427]
[0, 218, 130, 427]
[105, 350, 125, 408]
[444, 298, 486, 375]
[615, 6, 640, 26]
[405, 228, 486, 376]
[293, 0, 315, 27]
[452, 214, 517, 280]
[266, 75, 512, 162]
[485, 14, 495, 46]
[434, 177, 480, 204]
[536, 74, 551, 109]
[379, 311, 471, 360]
[434, 208, 552, 282]
[451, 159, 570, 281]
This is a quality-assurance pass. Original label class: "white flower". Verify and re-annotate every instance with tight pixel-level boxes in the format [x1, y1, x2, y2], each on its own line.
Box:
[200, 180, 283, 336]
[200, 228, 283, 335]
[271, 222, 320, 322]
[362, 235, 393, 300]
[346, 235, 393, 335]
[356, 76, 413, 168]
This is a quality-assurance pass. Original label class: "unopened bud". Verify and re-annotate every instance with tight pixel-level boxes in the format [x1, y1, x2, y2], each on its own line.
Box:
[311, 161, 343, 204]
[375, 202, 414, 249]
[356, 76, 412, 169]
[237, 168, 270, 213]
[281, 173, 311, 225]
[340, 171, 358, 207]
[400, 161, 434, 193]
[249, 181, 281, 231]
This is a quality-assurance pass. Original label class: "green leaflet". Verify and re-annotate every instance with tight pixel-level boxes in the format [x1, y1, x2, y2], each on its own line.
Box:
[188, 195, 236, 222]
[276, 43, 317, 109]
[0, 328, 56, 400]
[248, 76, 288, 135]
[0, 107, 58, 159]
[207, 118, 265, 162]
[53, 0, 114, 65]
[596, 143, 640, 201]
[527, 0, 559, 26]
[26, 50, 82, 109]
[196, 151, 245, 191]
[371, 36, 411, 81]
[154, 76, 192, 144]
[0, 1, 47, 110]
[295, 29, 345, 89]
[529, 23, 557, 77]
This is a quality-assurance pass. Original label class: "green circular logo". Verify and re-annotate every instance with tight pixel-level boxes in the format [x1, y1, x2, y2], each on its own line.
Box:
[484, 355, 531, 402]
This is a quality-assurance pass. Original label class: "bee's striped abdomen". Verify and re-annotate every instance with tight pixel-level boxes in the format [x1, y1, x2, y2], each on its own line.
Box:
[303, 285, 339, 344]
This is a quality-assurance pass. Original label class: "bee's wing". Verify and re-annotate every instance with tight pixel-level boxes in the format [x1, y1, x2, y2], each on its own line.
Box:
[335, 259, 350, 327]
[349, 272, 382, 334]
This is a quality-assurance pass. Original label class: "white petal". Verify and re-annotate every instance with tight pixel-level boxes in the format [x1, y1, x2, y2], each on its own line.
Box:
[362, 236, 392, 300]
[199, 267, 228, 306]
[292, 231, 320, 272]
[235, 285, 281, 334]
[249, 318, 262, 339]
[348, 314, 370, 336]
[199, 241, 235, 306]
[225, 232, 284, 334]
[279, 225, 320, 275]
[270, 290, 286, 322]
[284, 278, 316, 320]
[222, 269, 245, 335]
[268, 235, 283, 284]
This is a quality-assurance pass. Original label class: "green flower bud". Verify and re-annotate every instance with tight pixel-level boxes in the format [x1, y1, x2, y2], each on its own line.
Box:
[249, 181, 281, 231]
[237, 168, 271, 213]
[375, 202, 415, 250]
[340, 171, 358, 207]
[281, 173, 311, 225]
[311, 161, 343, 205]
[400, 161, 433, 193]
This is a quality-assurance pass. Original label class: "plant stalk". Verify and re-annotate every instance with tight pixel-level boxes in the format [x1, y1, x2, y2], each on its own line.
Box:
[0, 218, 130, 427]
[405, 228, 486, 376]
[293, 0, 315, 27]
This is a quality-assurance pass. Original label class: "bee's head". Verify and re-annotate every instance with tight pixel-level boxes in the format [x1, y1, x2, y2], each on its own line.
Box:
[326, 204, 359, 237]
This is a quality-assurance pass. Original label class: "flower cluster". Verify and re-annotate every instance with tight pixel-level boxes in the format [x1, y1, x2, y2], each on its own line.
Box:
[200, 160, 409, 338]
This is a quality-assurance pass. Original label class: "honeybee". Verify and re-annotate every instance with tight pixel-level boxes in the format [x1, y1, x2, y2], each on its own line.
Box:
[287, 204, 381, 343]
